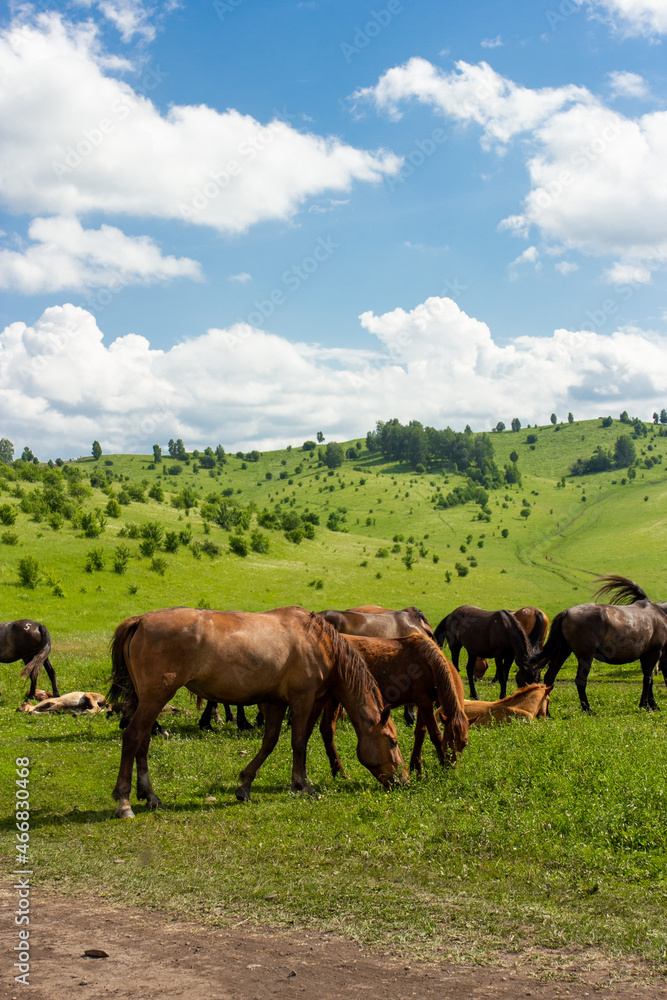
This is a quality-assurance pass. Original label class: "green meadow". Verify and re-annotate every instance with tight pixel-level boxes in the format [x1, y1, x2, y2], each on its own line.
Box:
[1, 416, 667, 971]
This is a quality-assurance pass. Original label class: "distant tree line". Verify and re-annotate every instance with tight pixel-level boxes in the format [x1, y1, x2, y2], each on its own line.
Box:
[366, 419, 506, 488]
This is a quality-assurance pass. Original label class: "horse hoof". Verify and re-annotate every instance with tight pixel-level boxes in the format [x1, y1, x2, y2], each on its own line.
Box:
[115, 805, 135, 819]
[147, 797, 163, 811]
[235, 785, 251, 802]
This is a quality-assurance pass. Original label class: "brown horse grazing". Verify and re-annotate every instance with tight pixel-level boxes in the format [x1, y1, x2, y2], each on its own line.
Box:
[346, 606, 435, 638]
[433, 607, 536, 700]
[0, 620, 59, 699]
[109, 606, 407, 817]
[319, 633, 469, 776]
[320, 606, 435, 726]
[530, 575, 667, 712]
[462, 684, 552, 726]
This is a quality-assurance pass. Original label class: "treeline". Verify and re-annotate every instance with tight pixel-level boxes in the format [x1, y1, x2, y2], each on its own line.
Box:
[366, 419, 506, 489]
[569, 434, 660, 477]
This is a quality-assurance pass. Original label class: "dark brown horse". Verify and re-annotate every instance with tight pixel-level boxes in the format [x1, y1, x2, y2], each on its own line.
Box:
[1, 619, 59, 699]
[433, 607, 535, 699]
[319, 605, 435, 725]
[319, 633, 468, 776]
[109, 606, 407, 816]
[477, 606, 549, 684]
[530, 575, 667, 711]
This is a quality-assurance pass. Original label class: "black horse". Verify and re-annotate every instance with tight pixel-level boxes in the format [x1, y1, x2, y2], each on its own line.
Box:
[530, 575, 667, 712]
[433, 606, 535, 699]
[1, 619, 59, 698]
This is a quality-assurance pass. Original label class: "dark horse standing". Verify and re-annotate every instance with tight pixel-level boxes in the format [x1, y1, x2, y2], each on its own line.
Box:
[0, 620, 59, 698]
[433, 607, 535, 700]
[530, 575, 667, 712]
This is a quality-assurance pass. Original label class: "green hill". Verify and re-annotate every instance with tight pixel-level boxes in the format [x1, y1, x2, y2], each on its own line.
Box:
[2, 415, 666, 648]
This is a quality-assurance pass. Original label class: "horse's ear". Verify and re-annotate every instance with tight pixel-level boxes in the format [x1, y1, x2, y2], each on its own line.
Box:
[380, 705, 392, 726]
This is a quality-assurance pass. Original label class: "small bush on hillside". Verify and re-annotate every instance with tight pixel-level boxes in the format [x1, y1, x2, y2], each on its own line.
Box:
[164, 531, 179, 553]
[113, 545, 131, 574]
[150, 556, 167, 575]
[0, 503, 17, 525]
[2, 531, 18, 545]
[85, 547, 105, 572]
[229, 535, 249, 557]
[250, 530, 270, 554]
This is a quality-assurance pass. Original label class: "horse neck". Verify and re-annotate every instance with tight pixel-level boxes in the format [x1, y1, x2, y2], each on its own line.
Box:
[332, 675, 381, 733]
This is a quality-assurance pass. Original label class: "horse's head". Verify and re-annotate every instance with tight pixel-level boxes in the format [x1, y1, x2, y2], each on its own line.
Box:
[441, 711, 469, 764]
[356, 705, 408, 788]
[515, 656, 542, 687]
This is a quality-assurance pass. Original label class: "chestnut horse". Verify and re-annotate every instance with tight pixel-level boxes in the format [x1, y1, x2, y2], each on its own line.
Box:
[0, 619, 59, 699]
[320, 605, 435, 725]
[109, 606, 407, 816]
[433, 607, 536, 700]
[530, 575, 667, 711]
[319, 633, 469, 776]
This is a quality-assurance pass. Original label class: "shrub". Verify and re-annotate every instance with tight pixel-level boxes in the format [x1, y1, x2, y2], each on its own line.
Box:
[163, 531, 179, 553]
[501, 528, 509, 538]
[139, 539, 156, 558]
[0, 503, 17, 525]
[190, 541, 202, 559]
[105, 498, 122, 518]
[148, 483, 164, 502]
[85, 547, 105, 572]
[2, 531, 18, 545]
[375, 547, 389, 558]
[201, 540, 221, 558]
[250, 530, 270, 554]
[150, 556, 167, 575]
[229, 535, 249, 557]
[113, 544, 131, 574]
[455, 562, 469, 577]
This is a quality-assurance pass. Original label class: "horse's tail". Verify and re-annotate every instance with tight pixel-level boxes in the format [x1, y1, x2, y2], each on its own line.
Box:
[527, 608, 549, 651]
[433, 614, 450, 648]
[593, 574, 649, 605]
[307, 612, 383, 712]
[407, 635, 469, 748]
[529, 611, 570, 675]
[19, 623, 52, 685]
[500, 610, 533, 670]
[108, 616, 141, 721]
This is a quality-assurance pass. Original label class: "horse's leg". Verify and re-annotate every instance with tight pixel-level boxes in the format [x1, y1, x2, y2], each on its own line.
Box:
[112, 703, 162, 818]
[43, 657, 60, 697]
[409, 710, 428, 774]
[421, 704, 446, 767]
[198, 701, 217, 731]
[236, 705, 254, 731]
[639, 652, 660, 710]
[235, 703, 286, 802]
[498, 657, 511, 700]
[135, 729, 162, 810]
[222, 702, 235, 723]
[319, 698, 347, 779]
[289, 695, 317, 793]
[24, 662, 37, 700]
[403, 703, 416, 727]
[574, 656, 594, 713]
[466, 651, 479, 700]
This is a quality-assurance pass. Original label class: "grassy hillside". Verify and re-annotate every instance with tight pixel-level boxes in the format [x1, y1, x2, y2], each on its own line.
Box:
[1, 416, 667, 972]
[1, 415, 666, 649]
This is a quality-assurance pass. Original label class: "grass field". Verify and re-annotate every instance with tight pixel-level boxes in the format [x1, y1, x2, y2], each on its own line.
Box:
[2, 416, 667, 970]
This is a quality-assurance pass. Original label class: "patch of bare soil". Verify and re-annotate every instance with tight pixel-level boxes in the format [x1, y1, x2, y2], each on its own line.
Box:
[2, 885, 664, 1000]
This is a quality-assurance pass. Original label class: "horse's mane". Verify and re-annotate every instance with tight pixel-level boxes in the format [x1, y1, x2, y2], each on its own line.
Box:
[498, 610, 533, 668]
[403, 606, 435, 637]
[403, 634, 468, 745]
[306, 612, 384, 713]
[593, 574, 650, 605]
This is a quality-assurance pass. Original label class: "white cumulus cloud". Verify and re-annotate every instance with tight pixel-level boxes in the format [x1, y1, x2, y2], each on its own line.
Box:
[586, 0, 667, 36]
[607, 70, 650, 99]
[3, 298, 667, 458]
[0, 14, 400, 233]
[0, 217, 201, 293]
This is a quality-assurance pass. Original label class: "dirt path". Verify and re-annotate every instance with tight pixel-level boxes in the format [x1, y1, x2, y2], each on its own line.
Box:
[2, 886, 664, 1000]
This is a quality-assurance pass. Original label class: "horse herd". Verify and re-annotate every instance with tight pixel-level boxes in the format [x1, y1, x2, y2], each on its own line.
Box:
[5, 574, 667, 817]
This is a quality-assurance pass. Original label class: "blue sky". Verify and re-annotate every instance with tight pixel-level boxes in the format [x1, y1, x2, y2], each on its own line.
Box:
[1, 0, 667, 456]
